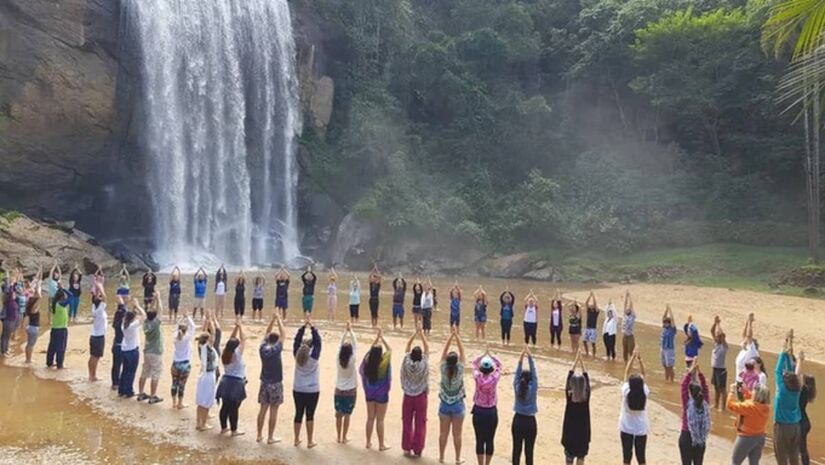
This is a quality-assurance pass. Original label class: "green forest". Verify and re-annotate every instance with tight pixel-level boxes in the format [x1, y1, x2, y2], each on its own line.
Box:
[300, 0, 814, 256]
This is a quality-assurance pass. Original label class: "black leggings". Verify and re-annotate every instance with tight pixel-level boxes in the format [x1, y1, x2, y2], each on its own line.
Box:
[801, 417, 811, 465]
[678, 430, 705, 465]
[234, 298, 245, 316]
[472, 406, 498, 456]
[219, 399, 241, 431]
[621, 432, 647, 464]
[550, 325, 562, 345]
[293, 391, 320, 423]
[512, 413, 537, 465]
[604, 333, 617, 360]
[523, 322, 537, 345]
[501, 319, 512, 342]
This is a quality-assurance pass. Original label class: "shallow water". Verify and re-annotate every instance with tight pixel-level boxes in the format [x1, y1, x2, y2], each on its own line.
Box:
[2, 272, 823, 464]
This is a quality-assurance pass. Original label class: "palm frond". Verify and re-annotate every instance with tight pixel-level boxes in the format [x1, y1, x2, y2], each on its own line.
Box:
[763, 0, 825, 59]
[777, 49, 825, 119]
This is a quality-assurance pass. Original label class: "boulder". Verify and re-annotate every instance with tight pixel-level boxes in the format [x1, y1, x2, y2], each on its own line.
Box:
[329, 212, 379, 269]
[0, 213, 121, 273]
[478, 253, 533, 278]
[523, 267, 556, 281]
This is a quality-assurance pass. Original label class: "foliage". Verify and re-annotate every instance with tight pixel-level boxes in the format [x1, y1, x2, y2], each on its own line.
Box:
[300, 0, 806, 255]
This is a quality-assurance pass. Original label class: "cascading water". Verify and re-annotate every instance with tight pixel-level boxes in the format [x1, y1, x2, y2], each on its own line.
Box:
[122, 0, 302, 268]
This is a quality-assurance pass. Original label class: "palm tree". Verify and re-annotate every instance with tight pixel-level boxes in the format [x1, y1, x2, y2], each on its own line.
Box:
[763, 0, 825, 262]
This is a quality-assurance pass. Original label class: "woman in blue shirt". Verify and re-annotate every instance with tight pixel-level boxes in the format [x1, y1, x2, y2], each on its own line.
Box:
[660, 305, 677, 382]
[193, 267, 207, 319]
[773, 330, 803, 465]
[500, 290, 515, 346]
[512, 346, 538, 465]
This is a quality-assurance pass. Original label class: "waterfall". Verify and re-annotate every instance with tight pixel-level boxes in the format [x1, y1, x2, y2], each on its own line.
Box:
[122, 0, 302, 268]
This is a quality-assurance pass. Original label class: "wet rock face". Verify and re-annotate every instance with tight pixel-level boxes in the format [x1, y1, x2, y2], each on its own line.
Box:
[0, 0, 122, 222]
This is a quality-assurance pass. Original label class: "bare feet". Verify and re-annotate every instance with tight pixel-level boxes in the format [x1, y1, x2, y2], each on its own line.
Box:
[231, 431, 245, 437]
[379, 444, 391, 452]
[366, 442, 372, 449]
[307, 442, 318, 448]
[257, 436, 263, 443]
[220, 428, 229, 435]
[267, 437, 281, 444]
[294, 439, 302, 447]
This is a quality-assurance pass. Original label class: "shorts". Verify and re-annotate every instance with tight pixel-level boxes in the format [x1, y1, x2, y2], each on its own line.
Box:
[194, 297, 205, 308]
[89, 335, 105, 358]
[439, 400, 465, 418]
[116, 287, 130, 296]
[26, 325, 40, 349]
[349, 304, 360, 318]
[276, 295, 288, 309]
[141, 353, 163, 380]
[474, 311, 487, 323]
[335, 388, 357, 415]
[252, 298, 264, 311]
[302, 295, 314, 312]
[584, 328, 597, 343]
[169, 293, 180, 311]
[258, 381, 284, 406]
[412, 305, 422, 315]
[234, 298, 245, 316]
[712, 367, 728, 389]
[392, 303, 404, 318]
[366, 392, 390, 404]
[369, 298, 379, 318]
[450, 312, 460, 327]
[569, 327, 582, 336]
[660, 348, 676, 368]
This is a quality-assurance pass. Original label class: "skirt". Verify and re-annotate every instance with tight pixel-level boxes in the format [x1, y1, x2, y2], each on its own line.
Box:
[196, 370, 217, 408]
[216, 375, 247, 403]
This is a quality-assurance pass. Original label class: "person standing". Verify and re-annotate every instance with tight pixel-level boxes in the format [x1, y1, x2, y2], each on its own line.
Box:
[193, 267, 207, 319]
[660, 305, 678, 382]
[401, 327, 429, 457]
[214, 266, 228, 319]
[683, 316, 703, 368]
[349, 276, 361, 324]
[275, 267, 290, 321]
[252, 274, 266, 322]
[216, 322, 247, 437]
[47, 263, 61, 313]
[621, 292, 637, 363]
[550, 292, 564, 350]
[68, 266, 82, 323]
[523, 291, 538, 348]
[137, 292, 164, 404]
[602, 301, 618, 361]
[257, 313, 286, 443]
[118, 297, 146, 398]
[773, 330, 803, 465]
[471, 347, 502, 465]
[170, 314, 197, 409]
[500, 289, 515, 346]
[46, 289, 71, 368]
[710, 315, 729, 411]
[512, 346, 538, 465]
[449, 283, 462, 332]
[800, 375, 816, 465]
[168, 266, 182, 321]
[335, 322, 358, 444]
[439, 328, 467, 465]
[473, 286, 488, 341]
[301, 267, 317, 318]
[24, 274, 43, 364]
[568, 302, 582, 353]
[327, 269, 338, 322]
[233, 271, 246, 319]
[1, 275, 20, 356]
[392, 275, 407, 330]
[141, 270, 157, 309]
[411, 280, 424, 329]
[293, 320, 322, 448]
[679, 363, 710, 465]
[361, 329, 393, 451]
[562, 351, 591, 465]
[368, 266, 382, 328]
[727, 383, 770, 465]
[88, 284, 108, 381]
[583, 292, 599, 357]
[195, 320, 219, 431]
[620, 350, 648, 465]
[111, 295, 127, 390]
[421, 281, 435, 335]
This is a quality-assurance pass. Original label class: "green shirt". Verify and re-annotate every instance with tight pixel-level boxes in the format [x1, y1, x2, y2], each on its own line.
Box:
[143, 319, 163, 354]
[51, 303, 69, 329]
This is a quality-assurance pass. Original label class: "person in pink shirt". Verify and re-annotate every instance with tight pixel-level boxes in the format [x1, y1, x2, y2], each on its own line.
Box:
[472, 348, 502, 465]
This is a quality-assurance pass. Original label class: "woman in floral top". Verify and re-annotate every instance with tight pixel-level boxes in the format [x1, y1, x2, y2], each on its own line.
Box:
[439, 327, 466, 464]
[472, 349, 502, 465]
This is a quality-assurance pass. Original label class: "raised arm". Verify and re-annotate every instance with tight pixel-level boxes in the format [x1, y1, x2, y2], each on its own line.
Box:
[455, 330, 466, 364]
[130, 297, 147, 321]
[711, 315, 720, 339]
[405, 330, 417, 353]
[441, 333, 455, 361]
[310, 326, 322, 360]
[293, 325, 306, 356]
[265, 313, 277, 337]
[624, 352, 637, 381]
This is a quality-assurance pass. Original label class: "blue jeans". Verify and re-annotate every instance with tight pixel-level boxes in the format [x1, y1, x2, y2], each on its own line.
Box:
[111, 344, 123, 388]
[68, 295, 80, 319]
[46, 327, 68, 368]
[118, 348, 140, 396]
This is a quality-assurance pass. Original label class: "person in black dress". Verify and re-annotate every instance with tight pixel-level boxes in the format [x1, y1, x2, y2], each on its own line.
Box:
[562, 350, 591, 464]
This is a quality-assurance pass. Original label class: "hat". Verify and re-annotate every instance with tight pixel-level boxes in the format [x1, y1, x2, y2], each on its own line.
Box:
[480, 356, 494, 371]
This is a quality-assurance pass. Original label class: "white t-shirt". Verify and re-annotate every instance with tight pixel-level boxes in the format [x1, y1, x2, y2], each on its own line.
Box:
[619, 382, 650, 436]
[91, 302, 108, 337]
[735, 342, 759, 381]
[121, 320, 142, 351]
[524, 305, 538, 324]
[603, 305, 618, 335]
[421, 291, 434, 309]
[215, 281, 226, 296]
[173, 317, 196, 362]
[552, 308, 561, 326]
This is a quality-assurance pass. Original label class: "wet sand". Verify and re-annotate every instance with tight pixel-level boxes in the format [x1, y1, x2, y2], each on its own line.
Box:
[2, 275, 823, 464]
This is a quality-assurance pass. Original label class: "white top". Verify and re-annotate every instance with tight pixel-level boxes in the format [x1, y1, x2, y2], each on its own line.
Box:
[602, 304, 618, 335]
[758, 372, 768, 387]
[121, 320, 142, 351]
[328, 282, 337, 295]
[619, 382, 650, 435]
[551, 307, 561, 326]
[294, 358, 320, 393]
[224, 347, 246, 378]
[91, 302, 108, 337]
[524, 305, 538, 324]
[172, 317, 197, 362]
[336, 333, 358, 390]
[215, 281, 226, 296]
[421, 291, 434, 309]
[735, 342, 759, 381]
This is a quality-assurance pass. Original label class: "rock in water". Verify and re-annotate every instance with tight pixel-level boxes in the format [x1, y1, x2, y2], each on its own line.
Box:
[0, 214, 120, 273]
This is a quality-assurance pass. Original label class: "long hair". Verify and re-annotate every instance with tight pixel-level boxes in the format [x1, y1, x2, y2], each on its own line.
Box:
[222, 338, 239, 365]
[804, 375, 817, 403]
[752, 356, 767, 374]
[689, 383, 704, 413]
[446, 351, 459, 381]
[366, 346, 383, 383]
[176, 322, 188, 341]
[569, 373, 588, 403]
[296, 340, 311, 367]
[627, 375, 647, 411]
[123, 310, 136, 328]
[25, 296, 40, 315]
[339, 342, 353, 368]
[518, 370, 531, 400]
